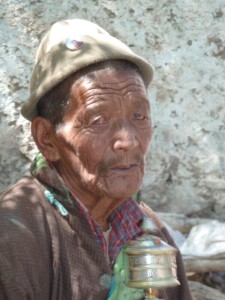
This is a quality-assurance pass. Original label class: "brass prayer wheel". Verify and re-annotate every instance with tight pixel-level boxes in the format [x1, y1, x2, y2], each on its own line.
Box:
[125, 218, 180, 299]
[125, 235, 179, 289]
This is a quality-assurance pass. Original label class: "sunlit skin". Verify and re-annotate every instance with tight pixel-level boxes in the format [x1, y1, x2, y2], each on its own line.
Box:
[32, 67, 152, 230]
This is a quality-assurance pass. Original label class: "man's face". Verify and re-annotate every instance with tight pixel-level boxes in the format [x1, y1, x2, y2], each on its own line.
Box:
[52, 67, 152, 201]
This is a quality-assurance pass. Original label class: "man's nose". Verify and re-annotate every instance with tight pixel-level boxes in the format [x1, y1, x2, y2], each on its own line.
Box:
[112, 122, 138, 152]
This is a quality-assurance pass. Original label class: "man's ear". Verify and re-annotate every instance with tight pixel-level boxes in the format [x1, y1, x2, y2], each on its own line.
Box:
[31, 116, 60, 162]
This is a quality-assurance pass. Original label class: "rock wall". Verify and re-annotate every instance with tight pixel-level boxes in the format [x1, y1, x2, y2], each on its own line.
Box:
[0, 0, 224, 219]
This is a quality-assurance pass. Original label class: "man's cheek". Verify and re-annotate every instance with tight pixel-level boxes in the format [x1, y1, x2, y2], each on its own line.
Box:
[78, 150, 96, 172]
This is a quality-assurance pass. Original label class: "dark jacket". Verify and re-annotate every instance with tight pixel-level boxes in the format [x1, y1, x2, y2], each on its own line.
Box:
[0, 177, 193, 300]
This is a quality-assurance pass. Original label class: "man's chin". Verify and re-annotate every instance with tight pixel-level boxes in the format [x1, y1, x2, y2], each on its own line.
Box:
[90, 174, 143, 201]
[105, 183, 142, 202]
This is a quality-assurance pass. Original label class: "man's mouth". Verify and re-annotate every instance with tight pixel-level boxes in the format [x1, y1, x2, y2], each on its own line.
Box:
[111, 164, 139, 173]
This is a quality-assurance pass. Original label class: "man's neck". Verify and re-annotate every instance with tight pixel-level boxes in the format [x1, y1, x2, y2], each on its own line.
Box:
[59, 173, 125, 230]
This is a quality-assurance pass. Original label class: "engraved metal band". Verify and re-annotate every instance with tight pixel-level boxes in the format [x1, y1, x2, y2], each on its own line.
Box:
[129, 265, 177, 282]
[128, 253, 176, 267]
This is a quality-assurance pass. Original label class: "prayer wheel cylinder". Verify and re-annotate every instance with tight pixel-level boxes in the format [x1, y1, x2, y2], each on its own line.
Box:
[125, 234, 180, 289]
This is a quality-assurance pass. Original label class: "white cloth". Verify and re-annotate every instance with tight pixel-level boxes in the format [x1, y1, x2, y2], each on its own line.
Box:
[180, 220, 225, 258]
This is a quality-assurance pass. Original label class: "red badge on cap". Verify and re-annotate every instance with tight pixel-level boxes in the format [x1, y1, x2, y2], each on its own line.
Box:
[65, 35, 83, 51]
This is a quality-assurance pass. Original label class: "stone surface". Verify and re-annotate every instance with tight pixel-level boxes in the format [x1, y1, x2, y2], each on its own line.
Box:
[0, 0, 225, 219]
[189, 280, 225, 300]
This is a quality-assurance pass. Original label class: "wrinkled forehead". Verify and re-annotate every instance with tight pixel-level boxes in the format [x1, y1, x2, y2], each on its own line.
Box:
[71, 61, 147, 98]
[68, 66, 149, 112]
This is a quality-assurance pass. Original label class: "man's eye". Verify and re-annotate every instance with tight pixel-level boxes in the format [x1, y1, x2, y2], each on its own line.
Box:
[91, 116, 107, 126]
[134, 112, 147, 120]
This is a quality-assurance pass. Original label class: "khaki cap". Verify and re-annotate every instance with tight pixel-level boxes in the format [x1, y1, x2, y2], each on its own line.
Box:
[21, 19, 154, 121]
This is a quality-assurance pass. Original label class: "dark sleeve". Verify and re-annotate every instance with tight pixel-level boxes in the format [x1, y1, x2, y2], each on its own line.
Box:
[0, 179, 52, 300]
[0, 254, 33, 300]
[140, 201, 194, 300]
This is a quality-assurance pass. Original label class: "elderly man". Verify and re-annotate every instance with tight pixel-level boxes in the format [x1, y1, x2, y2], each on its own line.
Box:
[0, 19, 192, 300]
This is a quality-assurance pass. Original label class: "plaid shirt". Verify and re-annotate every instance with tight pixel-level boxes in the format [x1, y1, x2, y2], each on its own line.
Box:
[73, 196, 145, 267]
